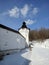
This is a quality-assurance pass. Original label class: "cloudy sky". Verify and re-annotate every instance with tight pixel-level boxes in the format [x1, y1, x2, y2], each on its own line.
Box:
[0, 0, 49, 30]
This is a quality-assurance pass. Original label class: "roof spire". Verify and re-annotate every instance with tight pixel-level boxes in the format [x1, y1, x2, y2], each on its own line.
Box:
[18, 22, 30, 30]
[21, 22, 27, 28]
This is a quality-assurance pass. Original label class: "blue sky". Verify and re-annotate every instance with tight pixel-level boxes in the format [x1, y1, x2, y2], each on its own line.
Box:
[0, 0, 49, 30]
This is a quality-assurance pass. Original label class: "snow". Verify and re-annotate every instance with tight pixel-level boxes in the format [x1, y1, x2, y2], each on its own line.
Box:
[0, 39, 49, 65]
[22, 47, 49, 65]
[32, 39, 49, 48]
[0, 47, 49, 65]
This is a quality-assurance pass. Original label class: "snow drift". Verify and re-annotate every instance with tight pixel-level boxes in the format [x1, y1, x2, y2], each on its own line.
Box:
[32, 39, 49, 48]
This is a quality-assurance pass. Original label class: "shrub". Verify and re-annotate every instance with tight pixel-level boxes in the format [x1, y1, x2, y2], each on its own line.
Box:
[29, 28, 49, 41]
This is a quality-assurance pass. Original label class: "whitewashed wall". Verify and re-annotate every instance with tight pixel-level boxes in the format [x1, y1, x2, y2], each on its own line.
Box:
[0, 28, 26, 51]
[19, 28, 29, 46]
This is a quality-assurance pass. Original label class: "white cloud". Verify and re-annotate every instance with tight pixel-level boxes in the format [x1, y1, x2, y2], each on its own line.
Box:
[8, 6, 19, 18]
[25, 19, 35, 25]
[32, 8, 39, 15]
[21, 4, 29, 17]
[0, 4, 39, 19]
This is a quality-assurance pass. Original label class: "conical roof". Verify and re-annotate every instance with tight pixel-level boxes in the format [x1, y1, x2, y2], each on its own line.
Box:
[18, 22, 30, 30]
[21, 22, 27, 28]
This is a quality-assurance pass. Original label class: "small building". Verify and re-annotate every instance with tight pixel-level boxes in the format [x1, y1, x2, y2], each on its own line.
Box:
[0, 24, 26, 54]
[18, 22, 30, 47]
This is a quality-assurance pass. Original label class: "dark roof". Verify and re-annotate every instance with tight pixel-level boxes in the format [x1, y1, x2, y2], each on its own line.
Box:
[0, 24, 25, 39]
[18, 22, 30, 30]
[0, 24, 19, 33]
[21, 22, 27, 28]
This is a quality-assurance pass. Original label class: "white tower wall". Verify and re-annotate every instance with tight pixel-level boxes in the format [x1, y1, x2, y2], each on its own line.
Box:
[19, 28, 29, 46]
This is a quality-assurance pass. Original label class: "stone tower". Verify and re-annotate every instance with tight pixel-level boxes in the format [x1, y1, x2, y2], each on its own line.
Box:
[18, 22, 30, 46]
